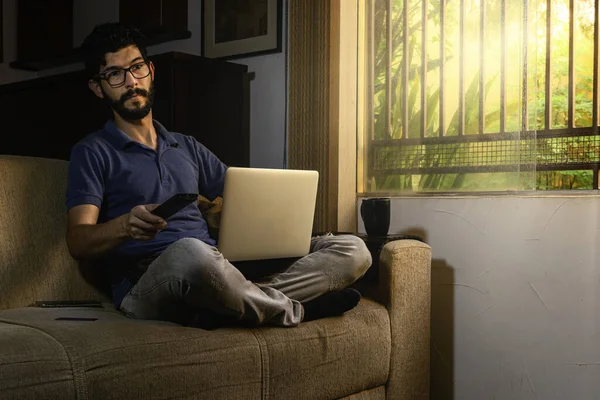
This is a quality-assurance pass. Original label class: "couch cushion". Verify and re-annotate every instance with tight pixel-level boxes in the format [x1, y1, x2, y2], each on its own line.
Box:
[0, 306, 262, 400]
[339, 386, 386, 400]
[255, 299, 391, 400]
[0, 299, 390, 400]
[0, 320, 77, 400]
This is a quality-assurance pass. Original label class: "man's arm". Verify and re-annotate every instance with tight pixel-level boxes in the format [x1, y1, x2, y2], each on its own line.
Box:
[66, 204, 167, 261]
[194, 140, 228, 200]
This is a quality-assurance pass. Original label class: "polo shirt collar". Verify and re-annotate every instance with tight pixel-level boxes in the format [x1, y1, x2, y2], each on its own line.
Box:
[103, 119, 179, 150]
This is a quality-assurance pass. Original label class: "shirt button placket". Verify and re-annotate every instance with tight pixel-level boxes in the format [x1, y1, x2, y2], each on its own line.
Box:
[158, 149, 169, 186]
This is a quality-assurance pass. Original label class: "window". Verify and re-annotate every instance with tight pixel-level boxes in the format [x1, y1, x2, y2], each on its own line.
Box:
[357, 0, 600, 192]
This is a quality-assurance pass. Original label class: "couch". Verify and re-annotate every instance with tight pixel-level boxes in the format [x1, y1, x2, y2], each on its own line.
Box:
[0, 155, 431, 400]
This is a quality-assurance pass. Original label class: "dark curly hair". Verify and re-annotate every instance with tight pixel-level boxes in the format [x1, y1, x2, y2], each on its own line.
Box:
[81, 23, 148, 79]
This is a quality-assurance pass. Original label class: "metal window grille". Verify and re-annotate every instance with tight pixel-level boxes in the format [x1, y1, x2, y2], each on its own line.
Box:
[366, 0, 600, 189]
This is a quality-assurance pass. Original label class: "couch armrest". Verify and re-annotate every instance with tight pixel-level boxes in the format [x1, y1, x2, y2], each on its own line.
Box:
[357, 239, 431, 399]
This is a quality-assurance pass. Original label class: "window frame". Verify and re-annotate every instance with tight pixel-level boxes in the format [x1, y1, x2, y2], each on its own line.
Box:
[356, 0, 600, 195]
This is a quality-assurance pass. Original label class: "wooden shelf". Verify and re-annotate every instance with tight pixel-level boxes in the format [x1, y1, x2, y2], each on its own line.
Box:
[10, 51, 81, 72]
[9, 29, 192, 72]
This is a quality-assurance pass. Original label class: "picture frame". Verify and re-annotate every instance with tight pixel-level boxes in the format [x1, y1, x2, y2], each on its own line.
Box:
[202, 0, 282, 60]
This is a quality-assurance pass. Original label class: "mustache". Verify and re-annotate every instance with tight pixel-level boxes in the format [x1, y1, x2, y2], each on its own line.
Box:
[121, 88, 148, 102]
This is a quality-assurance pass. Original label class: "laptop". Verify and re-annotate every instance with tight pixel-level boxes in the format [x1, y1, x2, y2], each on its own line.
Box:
[217, 167, 319, 262]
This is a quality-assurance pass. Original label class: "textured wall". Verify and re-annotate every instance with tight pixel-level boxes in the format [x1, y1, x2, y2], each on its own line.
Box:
[358, 196, 600, 399]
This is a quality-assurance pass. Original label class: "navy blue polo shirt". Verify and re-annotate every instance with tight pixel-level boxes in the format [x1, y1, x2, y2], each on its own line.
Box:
[66, 119, 227, 307]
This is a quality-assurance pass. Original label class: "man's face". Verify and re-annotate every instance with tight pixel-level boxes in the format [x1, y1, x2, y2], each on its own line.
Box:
[94, 46, 155, 121]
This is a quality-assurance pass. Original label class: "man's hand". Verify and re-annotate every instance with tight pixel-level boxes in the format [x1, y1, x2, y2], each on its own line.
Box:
[122, 204, 167, 241]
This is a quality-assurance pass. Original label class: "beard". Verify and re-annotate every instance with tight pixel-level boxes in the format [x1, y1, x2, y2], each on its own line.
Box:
[103, 81, 155, 121]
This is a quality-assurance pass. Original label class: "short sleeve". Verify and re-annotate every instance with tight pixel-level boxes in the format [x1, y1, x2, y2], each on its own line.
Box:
[66, 144, 105, 211]
[194, 140, 227, 201]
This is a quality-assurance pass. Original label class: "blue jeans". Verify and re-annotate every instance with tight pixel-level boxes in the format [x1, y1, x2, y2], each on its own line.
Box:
[119, 234, 371, 327]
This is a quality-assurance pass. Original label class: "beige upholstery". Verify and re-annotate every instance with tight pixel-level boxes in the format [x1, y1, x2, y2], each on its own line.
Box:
[0, 156, 108, 310]
[0, 155, 431, 399]
[368, 240, 432, 399]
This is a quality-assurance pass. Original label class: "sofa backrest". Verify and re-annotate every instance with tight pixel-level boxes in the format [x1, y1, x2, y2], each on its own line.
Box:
[0, 155, 109, 310]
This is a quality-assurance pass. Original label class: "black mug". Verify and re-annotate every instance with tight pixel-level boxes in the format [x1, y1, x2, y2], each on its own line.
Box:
[360, 198, 391, 236]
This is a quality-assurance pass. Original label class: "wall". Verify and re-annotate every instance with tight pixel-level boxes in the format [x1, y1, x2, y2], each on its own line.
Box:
[1, 0, 288, 168]
[235, 16, 287, 169]
[358, 196, 600, 399]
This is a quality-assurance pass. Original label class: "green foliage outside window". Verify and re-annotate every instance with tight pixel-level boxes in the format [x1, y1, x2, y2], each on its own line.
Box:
[365, 0, 599, 192]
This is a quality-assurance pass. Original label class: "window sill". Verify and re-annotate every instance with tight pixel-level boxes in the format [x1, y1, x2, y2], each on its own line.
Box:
[358, 190, 600, 199]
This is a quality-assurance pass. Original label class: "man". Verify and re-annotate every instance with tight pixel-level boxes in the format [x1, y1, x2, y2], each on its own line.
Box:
[66, 23, 371, 328]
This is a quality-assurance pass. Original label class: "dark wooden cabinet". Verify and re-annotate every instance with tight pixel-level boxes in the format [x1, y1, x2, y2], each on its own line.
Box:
[0, 52, 251, 167]
[151, 52, 251, 167]
[120, 0, 188, 34]
[17, 0, 73, 62]
[12, 0, 191, 71]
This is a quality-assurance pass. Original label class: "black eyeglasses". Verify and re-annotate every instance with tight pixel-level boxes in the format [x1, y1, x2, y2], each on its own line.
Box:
[97, 61, 151, 88]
